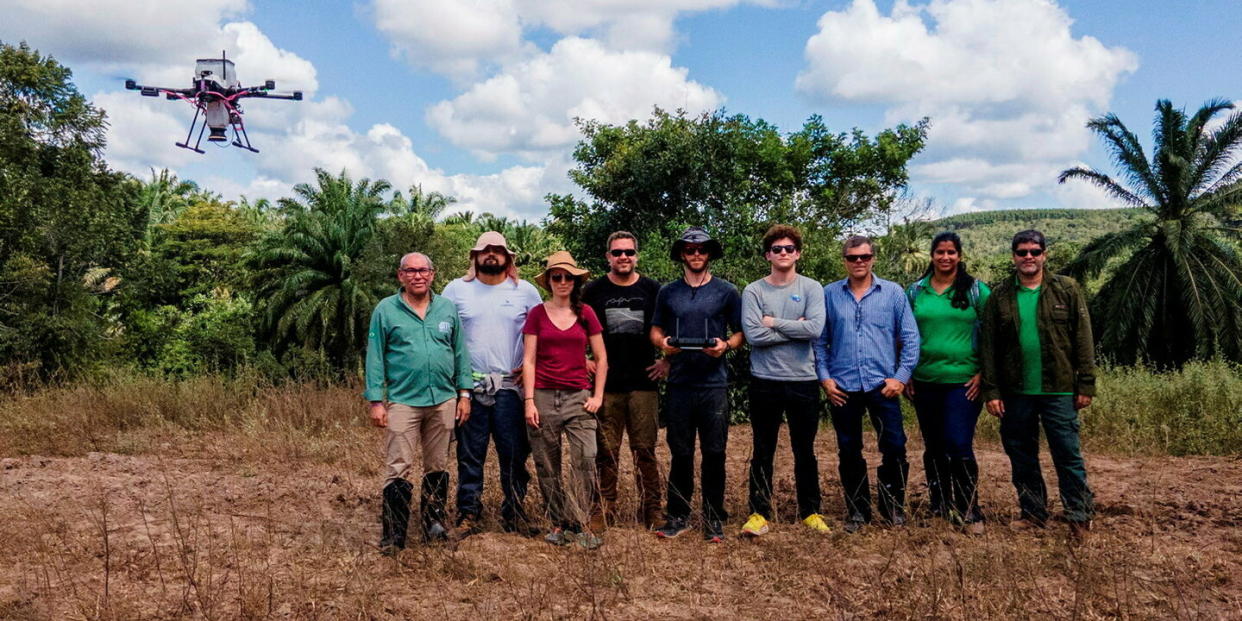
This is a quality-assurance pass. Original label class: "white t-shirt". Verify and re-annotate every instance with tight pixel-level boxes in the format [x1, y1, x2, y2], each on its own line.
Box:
[441, 277, 543, 380]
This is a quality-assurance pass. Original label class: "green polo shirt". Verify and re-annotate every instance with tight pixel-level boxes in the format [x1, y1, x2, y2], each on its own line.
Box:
[911, 280, 991, 384]
[364, 291, 472, 406]
[1016, 283, 1071, 396]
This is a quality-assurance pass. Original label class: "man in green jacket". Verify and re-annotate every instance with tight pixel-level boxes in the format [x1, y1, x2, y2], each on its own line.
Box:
[980, 230, 1096, 539]
[365, 252, 473, 553]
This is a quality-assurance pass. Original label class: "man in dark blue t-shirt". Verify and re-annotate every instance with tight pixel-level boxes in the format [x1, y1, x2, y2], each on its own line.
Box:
[650, 226, 744, 543]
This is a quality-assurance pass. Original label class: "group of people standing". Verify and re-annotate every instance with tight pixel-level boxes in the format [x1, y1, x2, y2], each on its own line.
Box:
[364, 223, 1097, 553]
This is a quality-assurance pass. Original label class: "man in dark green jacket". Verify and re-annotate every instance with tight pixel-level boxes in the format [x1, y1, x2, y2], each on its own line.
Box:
[980, 230, 1096, 539]
[365, 252, 473, 553]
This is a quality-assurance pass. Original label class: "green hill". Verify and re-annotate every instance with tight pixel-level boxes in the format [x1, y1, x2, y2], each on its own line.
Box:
[932, 208, 1150, 258]
[924, 208, 1151, 283]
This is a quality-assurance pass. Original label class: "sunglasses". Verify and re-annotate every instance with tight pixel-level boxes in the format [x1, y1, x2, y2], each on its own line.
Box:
[682, 246, 709, 256]
[399, 267, 433, 276]
[768, 244, 798, 255]
[1014, 248, 1045, 257]
[609, 248, 637, 257]
[844, 254, 874, 263]
[548, 273, 576, 283]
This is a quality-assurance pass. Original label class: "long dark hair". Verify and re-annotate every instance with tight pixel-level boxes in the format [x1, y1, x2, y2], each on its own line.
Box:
[920, 232, 977, 310]
[569, 276, 588, 327]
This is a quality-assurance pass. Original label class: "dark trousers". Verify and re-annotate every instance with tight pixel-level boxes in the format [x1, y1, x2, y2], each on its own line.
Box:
[748, 378, 822, 520]
[596, 390, 662, 525]
[830, 386, 908, 522]
[455, 390, 531, 525]
[1000, 394, 1094, 523]
[664, 385, 729, 522]
[912, 381, 983, 521]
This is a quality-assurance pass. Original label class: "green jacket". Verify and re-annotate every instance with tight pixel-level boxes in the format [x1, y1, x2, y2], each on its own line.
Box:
[979, 271, 1096, 400]
[364, 291, 472, 407]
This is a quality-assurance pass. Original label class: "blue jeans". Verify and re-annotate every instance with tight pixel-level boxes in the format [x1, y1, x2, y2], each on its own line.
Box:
[1000, 394, 1093, 524]
[829, 385, 908, 521]
[664, 386, 729, 522]
[912, 381, 983, 521]
[455, 390, 531, 525]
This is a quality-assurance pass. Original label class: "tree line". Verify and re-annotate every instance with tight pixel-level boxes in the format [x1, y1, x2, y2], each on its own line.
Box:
[1, 41, 1238, 387]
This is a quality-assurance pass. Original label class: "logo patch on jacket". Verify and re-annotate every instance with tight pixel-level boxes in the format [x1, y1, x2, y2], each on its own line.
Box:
[438, 321, 452, 333]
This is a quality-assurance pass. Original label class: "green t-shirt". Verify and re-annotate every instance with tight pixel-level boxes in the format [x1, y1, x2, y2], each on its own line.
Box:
[911, 280, 991, 383]
[1016, 284, 1071, 396]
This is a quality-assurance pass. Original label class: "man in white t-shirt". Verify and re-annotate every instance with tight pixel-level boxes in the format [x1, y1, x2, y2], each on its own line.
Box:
[441, 232, 544, 539]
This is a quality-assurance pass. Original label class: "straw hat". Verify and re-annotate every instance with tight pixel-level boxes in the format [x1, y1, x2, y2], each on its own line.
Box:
[535, 250, 590, 290]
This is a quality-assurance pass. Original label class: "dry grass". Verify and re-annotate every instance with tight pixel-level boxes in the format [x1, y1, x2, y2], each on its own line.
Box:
[0, 374, 1240, 619]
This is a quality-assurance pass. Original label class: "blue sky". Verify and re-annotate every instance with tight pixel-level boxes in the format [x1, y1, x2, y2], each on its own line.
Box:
[4, 0, 1239, 220]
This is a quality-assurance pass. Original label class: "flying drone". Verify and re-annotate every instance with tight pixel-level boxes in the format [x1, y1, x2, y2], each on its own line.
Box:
[125, 51, 302, 154]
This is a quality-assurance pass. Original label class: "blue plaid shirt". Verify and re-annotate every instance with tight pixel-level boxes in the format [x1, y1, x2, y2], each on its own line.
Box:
[813, 275, 921, 392]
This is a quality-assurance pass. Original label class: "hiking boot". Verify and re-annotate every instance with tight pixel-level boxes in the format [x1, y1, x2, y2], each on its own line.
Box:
[655, 517, 690, 539]
[577, 531, 604, 550]
[802, 513, 832, 534]
[448, 516, 481, 542]
[843, 512, 868, 534]
[588, 511, 607, 534]
[544, 528, 574, 547]
[704, 519, 725, 543]
[502, 518, 542, 538]
[741, 513, 770, 538]
[1009, 517, 1045, 532]
[643, 509, 664, 531]
[1068, 520, 1092, 542]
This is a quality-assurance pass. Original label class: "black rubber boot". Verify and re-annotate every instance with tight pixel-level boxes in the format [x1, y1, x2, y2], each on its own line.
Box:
[876, 460, 910, 526]
[380, 479, 413, 554]
[838, 459, 872, 525]
[923, 453, 949, 518]
[951, 458, 984, 524]
[420, 471, 450, 542]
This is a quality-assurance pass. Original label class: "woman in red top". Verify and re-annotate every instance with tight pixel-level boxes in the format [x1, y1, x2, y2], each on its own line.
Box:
[522, 251, 608, 548]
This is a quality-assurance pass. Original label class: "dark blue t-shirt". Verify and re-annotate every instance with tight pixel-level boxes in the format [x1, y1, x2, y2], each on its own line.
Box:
[651, 276, 743, 388]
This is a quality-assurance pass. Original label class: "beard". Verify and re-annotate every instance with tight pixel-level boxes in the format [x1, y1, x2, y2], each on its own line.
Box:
[476, 257, 507, 275]
[685, 261, 708, 274]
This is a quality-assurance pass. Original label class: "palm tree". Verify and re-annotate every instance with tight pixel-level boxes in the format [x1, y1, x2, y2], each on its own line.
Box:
[137, 168, 198, 238]
[389, 184, 456, 221]
[249, 168, 393, 367]
[1058, 99, 1242, 366]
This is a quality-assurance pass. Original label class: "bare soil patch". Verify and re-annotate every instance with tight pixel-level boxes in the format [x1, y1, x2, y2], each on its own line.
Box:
[1, 427, 1238, 619]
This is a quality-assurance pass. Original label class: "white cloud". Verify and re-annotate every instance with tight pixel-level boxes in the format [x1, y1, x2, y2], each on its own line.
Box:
[797, 0, 1138, 202]
[426, 37, 723, 160]
[370, 0, 528, 78]
[368, 0, 777, 77]
[93, 91, 201, 177]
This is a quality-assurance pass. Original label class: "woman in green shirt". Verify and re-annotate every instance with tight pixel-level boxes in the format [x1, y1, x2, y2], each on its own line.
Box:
[904, 232, 991, 534]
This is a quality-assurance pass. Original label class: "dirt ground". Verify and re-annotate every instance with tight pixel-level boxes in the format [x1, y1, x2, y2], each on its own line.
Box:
[0, 426, 1239, 620]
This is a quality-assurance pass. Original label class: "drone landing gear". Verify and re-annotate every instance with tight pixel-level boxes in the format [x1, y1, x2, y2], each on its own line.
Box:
[231, 120, 259, 153]
[175, 106, 208, 154]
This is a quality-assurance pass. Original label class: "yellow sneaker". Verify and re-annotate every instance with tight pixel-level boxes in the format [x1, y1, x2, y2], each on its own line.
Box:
[741, 513, 770, 537]
[802, 513, 832, 534]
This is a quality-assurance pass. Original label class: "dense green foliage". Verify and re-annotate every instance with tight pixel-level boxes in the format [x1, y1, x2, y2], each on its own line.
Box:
[1059, 99, 1242, 366]
[0, 41, 145, 382]
[546, 108, 928, 286]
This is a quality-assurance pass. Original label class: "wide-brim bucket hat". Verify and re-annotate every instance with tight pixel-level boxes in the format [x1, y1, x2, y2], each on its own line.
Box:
[669, 225, 723, 262]
[470, 231, 516, 256]
[535, 250, 590, 290]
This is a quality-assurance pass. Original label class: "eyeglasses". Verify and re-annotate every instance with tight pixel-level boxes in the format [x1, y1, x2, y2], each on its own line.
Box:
[399, 267, 433, 276]
[844, 254, 874, 263]
[479, 246, 507, 255]
[1014, 248, 1045, 257]
[682, 246, 708, 256]
[609, 248, 637, 257]
[768, 244, 798, 255]
[548, 273, 575, 283]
